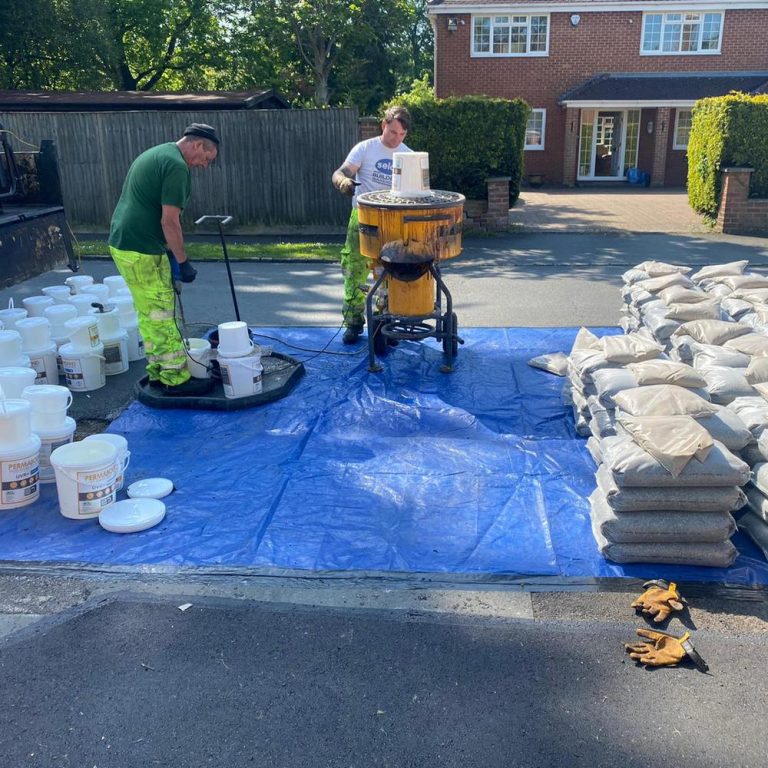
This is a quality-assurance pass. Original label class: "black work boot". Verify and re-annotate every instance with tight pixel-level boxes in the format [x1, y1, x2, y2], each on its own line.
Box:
[162, 377, 214, 396]
[342, 324, 364, 345]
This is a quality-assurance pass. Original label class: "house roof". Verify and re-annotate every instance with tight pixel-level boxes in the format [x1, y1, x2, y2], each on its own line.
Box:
[0, 89, 290, 112]
[427, 1, 768, 12]
[559, 72, 768, 107]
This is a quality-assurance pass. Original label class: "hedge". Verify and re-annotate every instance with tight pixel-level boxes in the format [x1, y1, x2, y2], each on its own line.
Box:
[385, 92, 529, 204]
[688, 93, 768, 217]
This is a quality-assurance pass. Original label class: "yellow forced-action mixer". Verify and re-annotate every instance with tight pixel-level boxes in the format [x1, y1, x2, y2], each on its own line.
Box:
[356, 189, 465, 372]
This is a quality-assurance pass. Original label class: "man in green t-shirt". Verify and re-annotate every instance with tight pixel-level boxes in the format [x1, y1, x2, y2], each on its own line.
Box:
[108, 123, 219, 396]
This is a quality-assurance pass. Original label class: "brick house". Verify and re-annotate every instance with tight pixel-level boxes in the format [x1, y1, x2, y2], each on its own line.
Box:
[427, 0, 768, 187]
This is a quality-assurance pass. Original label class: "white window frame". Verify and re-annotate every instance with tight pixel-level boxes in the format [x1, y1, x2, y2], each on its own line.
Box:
[673, 109, 693, 150]
[525, 109, 546, 151]
[640, 11, 724, 56]
[471, 14, 549, 57]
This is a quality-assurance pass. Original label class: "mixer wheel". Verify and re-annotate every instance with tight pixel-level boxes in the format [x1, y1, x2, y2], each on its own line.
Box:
[371, 317, 389, 357]
[442, 312, 458, 357]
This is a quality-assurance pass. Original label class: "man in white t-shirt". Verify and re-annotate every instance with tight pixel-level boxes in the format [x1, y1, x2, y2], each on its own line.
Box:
[332, 105, 411, 344]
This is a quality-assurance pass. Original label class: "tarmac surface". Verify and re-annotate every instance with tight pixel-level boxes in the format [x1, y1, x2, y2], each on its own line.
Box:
[1, 190, 767, 766]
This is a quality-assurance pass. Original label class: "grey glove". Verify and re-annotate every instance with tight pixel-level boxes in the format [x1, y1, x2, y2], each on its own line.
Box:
[179, 260, 197, 283]
[338, 177, 358, 197]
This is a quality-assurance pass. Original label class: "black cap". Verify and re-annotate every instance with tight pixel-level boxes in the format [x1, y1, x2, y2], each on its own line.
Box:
[183, 123, 220, 145]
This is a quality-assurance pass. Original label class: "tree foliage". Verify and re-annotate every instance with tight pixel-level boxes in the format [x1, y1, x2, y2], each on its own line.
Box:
[0, 0, 432, 113]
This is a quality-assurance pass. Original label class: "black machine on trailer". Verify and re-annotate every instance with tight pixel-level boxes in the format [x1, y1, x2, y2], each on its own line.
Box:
[0, 123, 77, 286]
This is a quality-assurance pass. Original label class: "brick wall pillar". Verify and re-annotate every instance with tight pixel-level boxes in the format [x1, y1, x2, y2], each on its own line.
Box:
[650, 107, 670, 187]
[359, 117, 380, 141]
[482, 177, 510, 231]
[562, 108, 580, 187]
[716, 166, 768, 234]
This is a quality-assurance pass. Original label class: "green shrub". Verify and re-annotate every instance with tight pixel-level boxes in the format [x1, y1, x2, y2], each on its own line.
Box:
[385, 89, 529, 204]
[688, 93, 768, 217]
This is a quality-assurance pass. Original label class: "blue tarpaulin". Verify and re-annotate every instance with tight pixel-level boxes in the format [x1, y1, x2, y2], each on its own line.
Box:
[0, 327, 766, 585]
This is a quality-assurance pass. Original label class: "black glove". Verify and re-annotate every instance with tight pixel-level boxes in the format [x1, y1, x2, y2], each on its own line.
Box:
[179, 260, 197, 284]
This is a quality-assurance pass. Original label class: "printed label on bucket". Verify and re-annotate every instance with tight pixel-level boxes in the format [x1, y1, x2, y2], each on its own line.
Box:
[104, 343, 122, 365]
[89, 326, 100, 347]
[1, 455, 39, 506]
[76, 464, 117, 516]
[30, 356, 52, 384]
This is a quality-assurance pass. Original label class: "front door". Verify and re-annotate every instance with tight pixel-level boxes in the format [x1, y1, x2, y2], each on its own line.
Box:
[577, 109, 640, 181]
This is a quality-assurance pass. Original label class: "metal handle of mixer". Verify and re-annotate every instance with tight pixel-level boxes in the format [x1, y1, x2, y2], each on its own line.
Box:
[194, 215, 233, 227]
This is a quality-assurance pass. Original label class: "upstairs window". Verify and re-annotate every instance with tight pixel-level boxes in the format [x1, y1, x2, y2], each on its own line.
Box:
[472, 15, 549, 56]
[641, 11, 723, 54]
[674, 109, 693, 149]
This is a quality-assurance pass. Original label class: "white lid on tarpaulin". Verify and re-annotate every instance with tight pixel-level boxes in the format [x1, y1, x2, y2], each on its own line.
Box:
[127, 477, 174, 500]
[99, 498, 166, 533]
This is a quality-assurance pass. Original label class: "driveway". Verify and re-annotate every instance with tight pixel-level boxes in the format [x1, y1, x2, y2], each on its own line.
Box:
[509, 187, 709, 234]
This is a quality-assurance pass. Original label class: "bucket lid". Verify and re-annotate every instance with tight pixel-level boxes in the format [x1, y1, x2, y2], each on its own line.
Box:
[84, 433, 128, 451]
[99, 498, 166, 533]
[50, 439, 117, 467]
[33, 416, 76, 438]
[127, 477, 174, 500]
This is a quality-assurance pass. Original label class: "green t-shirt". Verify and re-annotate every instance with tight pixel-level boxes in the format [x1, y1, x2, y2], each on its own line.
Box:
[108, 142, 191, 254]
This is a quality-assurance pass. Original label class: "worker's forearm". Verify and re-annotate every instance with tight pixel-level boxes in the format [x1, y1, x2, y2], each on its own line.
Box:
[332, 166, 355, 192]
[162, 218, 187, 263]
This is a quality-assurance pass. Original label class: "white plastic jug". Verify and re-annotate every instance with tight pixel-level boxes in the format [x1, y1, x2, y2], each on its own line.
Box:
[50, 439, 118, 519]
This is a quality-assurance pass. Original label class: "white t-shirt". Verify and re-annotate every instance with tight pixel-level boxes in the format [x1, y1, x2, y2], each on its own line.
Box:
[344, 136, 411, 207]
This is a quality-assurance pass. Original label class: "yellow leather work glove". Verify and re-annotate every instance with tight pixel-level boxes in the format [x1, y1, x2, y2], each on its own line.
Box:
[625, 629, 708, 672]
[631, 579, 686, 623]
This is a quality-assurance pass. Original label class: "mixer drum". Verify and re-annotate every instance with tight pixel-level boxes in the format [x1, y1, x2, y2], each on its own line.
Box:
[356, 190, 465, 264]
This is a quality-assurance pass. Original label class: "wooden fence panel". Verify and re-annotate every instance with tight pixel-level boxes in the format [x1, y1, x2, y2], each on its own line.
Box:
[0, 108, 358, 231]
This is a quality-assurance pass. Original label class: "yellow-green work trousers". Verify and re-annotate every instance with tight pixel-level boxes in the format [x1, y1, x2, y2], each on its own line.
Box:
[339, 209, 371, 329]
[109, 246, 190, 386]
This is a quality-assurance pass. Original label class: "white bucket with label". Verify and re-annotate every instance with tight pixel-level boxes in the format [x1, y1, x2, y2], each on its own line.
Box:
[0, 367, 37, 399]
[22, 295, 54, 318]
[0, 433, 41, 510]
[123, 321, 144, 361]
[64, 275, 94, 294]
[101, 330, 129, 376]
[16, 317, 52, 351]
[83, 434, 129, 491]
[42, 285, 73, 304]
[64, 316, 100, 352]
[185, 338, 211, 379]
[52, 336, 68, 377]
[27, 341, 59, 384]
[391, 151, 431, 198]
[218, 352, 263, 399]
[89, 307, 120, 338]
[23, 384, 72, 431]
[35, 416, 76, 484]
[50, 439, 118, 519]
[60, 342, 106, 392]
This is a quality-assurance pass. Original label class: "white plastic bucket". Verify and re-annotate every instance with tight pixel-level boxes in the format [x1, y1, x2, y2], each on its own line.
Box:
[27, 341, 59, 384]
[41, 285, 73, 304]
[35, 416, 76, 483]
[0, 330, 23, 363]
[217, 321, 254, 358]
[391, 151, 431, 198]
[22, 295, 54, 318]
[0, 302, 27, 330]
[68, 294, 98, 317]
[64, 317, 100, 351]
[50, 439, 118, 519]
[0, 433, 41, 509]
[101, 330, 129, 375]
[44, 304, 77, 337]
[64, 275, 94, 294]
[89, 307, 121, 338]
[124, 322, 144, 361]
[0, 367, 37, 399]
[0, 354, 31, 369]
[16, 317, 52, 352]
[0, 398, 33, 448]
[186, 338, 211, 379]
[219, 353, 263, 399]
[81, 284, 110, 305]
[112, 296, 136, 317]
[52, 336, 68, 377]
[23, 384, 72, 430]
[115, 287, 133, 298]
[103, 275, 127, 296]
[60, 342, 106, 391]
[83, 433, 129, 491]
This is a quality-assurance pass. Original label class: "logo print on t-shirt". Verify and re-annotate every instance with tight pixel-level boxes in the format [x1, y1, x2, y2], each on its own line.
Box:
[375, 159, 392, 175]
